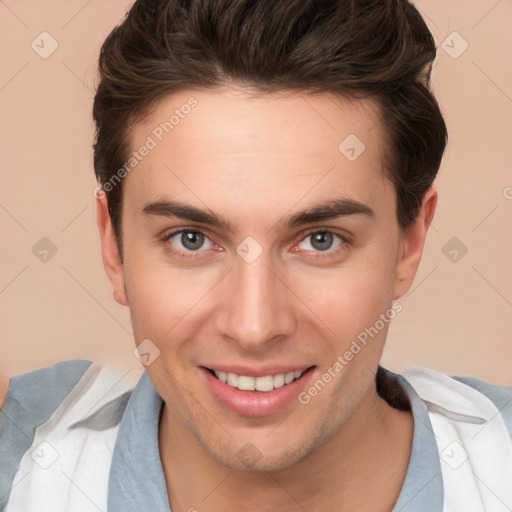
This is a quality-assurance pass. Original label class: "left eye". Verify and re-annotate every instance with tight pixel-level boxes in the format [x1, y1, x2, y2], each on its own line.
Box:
[167, 230, 214, 252]
[297, 231, 343, 252]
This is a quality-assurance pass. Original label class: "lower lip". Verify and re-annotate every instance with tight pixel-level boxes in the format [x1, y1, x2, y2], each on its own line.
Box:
[200, 366, 315, 417]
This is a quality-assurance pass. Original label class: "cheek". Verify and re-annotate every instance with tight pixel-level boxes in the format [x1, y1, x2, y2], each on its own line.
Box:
[123, 252, 218, 344]
[291, 245, 398, 342]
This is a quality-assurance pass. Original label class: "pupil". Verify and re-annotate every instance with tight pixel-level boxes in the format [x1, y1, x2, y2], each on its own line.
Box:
[182, 231, 203, 250]
[311, 232, 333, 251]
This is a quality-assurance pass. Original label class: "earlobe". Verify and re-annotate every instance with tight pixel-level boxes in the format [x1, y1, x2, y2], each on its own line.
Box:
[393, 187, 437, 300]
[96, 194, 129, 306]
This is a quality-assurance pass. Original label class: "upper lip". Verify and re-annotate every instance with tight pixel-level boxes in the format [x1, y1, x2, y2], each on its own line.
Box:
[201, 365, 314, 377]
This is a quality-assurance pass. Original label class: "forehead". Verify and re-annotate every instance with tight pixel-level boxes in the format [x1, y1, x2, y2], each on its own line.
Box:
[124, 86, 391, 216]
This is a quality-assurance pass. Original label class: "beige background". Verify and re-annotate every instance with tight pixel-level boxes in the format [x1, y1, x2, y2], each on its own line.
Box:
[1, 1, 511, 385]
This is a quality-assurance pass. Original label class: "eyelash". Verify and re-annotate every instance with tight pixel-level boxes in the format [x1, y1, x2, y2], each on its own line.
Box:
[160, 228, 351, 261]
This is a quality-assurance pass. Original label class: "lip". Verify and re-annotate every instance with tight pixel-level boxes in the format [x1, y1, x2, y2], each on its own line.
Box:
[199, 365, 316, 417]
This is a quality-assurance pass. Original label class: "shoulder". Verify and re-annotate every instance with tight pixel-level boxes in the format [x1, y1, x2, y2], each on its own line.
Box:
[1, 360, 138, 511]
[452, 374, 512, 404]
[0, 359, 138, 434]
[1, 360, 94, 504]
[452, 374, 512, 437]
[0, 360, 95, 448]
[0, 360, 136, 510]
[1, 359, 93, 414]
[401, 366, 512, 439]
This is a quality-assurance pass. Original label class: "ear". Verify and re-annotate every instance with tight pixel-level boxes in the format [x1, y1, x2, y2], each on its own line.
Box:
[96, 193, 128, 306]
[393, 187, 437, 300]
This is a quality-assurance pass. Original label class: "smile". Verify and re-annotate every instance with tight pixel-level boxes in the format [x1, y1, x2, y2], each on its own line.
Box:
[201, 365, 316, 416]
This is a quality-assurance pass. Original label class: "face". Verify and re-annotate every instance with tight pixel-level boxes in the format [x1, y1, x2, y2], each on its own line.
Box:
[98, 86, 434, 471]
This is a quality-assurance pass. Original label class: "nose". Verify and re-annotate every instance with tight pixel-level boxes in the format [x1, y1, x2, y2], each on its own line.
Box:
[215, 254, 297, 351]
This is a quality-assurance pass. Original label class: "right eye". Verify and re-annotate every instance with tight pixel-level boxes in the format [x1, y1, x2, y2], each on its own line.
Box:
[164, 229, 215, 256]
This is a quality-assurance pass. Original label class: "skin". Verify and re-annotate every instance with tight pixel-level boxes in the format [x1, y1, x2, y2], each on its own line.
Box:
[0, 373, 8, 409]
[97, 85, 436, 512]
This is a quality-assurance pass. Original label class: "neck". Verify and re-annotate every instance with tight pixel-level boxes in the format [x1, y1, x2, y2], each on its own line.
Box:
[159, 383, 413, 512]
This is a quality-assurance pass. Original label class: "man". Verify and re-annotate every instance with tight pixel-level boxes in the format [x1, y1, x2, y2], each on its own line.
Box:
[1, 0, 511, 511]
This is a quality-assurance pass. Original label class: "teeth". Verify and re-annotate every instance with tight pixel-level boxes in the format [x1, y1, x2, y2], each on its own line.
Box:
[273, 373, 285, 389]
[214, 369, 305, 392]
[238, 376, 255, 391]
[227, 372, 238, 387]
[284, 372, 295, 384]
[255, 375, 274, 392]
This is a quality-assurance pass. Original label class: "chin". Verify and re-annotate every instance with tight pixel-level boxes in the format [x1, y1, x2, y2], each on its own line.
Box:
[198, 431, 323, 473]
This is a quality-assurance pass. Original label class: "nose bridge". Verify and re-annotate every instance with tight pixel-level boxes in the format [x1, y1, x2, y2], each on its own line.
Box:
[218, 254, 296, 348]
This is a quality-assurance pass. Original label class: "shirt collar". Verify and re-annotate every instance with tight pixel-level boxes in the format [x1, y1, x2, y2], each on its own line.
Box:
[388, 369, 444, 512]
[108, 371, 170, 511]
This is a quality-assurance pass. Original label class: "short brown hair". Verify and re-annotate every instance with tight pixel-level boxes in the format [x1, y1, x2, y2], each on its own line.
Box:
[93, 0, 447, 248]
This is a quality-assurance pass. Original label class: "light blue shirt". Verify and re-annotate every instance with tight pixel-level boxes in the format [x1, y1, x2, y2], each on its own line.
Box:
[1, 360, 511, 511]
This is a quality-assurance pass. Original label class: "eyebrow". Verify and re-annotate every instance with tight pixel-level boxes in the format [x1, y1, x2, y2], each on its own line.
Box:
[142, 197, 374, 231]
